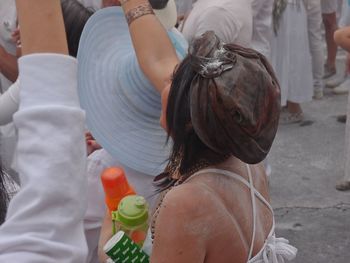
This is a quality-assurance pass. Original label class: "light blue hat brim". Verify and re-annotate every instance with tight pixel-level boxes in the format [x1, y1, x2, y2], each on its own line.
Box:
[78, 7, 188, 176]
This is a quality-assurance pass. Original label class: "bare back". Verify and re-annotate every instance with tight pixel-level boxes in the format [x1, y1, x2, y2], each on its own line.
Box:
[151, 156, 273, 263]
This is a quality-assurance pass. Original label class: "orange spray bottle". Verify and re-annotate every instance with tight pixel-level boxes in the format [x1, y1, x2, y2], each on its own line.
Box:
[101, 167, 136, 234]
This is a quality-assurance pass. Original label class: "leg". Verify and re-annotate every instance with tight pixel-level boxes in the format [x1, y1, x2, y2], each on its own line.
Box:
[287, 101, 303, 114]
[305, 0, 325, 97]
[279, 101, 304, 124]
[322, 12, 338, 73]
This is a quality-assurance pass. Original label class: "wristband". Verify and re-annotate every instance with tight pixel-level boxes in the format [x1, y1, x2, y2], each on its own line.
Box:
[125, 2, 155, 26]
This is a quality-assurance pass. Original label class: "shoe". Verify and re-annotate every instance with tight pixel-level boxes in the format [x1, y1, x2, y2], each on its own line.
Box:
[336, 114, 347, 123]
[335, 180, 350, 191]
[332, 78, 350, 94]
[325, 74, 346, 88]
[279, 111, 304, 125]
[323, 64, 336, 79]
[313, 88, 323, 100]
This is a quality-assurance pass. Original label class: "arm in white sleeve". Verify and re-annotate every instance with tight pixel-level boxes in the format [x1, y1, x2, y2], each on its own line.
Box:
[0, 80, 20, 125]
[0, 54, 88, 263]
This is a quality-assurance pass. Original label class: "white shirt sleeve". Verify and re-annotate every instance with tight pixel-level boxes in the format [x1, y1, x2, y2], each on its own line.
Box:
[0, 54, 88, 263]
[0, 79, 20, 125]
[194, 6, 242, 44]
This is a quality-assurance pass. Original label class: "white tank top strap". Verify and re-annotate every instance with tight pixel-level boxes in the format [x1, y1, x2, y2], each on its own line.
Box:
[188, 165, 274, 261]
[189, 167, 274, 213]
[246, 164, 257, 261]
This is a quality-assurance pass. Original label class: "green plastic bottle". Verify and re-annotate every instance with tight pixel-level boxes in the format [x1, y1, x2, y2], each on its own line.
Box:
[112, 195, 149, 247]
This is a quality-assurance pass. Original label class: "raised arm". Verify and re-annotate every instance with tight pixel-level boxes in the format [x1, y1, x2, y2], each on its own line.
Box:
[0, 0, 87, 261]
[121, 0, 180, 92]
[16, 0, 68, 55]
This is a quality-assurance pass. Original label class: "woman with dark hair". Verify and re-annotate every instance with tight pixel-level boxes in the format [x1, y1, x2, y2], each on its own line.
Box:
[97, 0, 297, 262]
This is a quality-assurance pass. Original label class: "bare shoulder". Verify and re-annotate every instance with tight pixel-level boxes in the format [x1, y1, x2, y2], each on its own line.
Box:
[151, 183, 218, 262]
[160, 180, 218, 218]
[152, 175, 252, 262]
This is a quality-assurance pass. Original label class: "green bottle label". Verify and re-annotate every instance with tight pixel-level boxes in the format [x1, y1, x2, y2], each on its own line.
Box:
[104, 231, 149, 263]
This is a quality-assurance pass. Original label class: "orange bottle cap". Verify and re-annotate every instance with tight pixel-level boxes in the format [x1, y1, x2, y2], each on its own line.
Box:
[101, 167, 136, 211]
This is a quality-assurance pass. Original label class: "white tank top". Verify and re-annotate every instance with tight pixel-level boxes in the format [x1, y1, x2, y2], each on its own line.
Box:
[143, 165, 297, 262]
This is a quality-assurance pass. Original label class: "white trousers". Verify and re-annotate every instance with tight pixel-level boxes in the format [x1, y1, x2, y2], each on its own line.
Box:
[304, 0, 325, 90]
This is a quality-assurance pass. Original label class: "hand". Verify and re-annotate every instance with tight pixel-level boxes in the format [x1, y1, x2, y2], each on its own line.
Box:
[102, 0, 121, 7]
[85, 132, 102, 155]
[98, 211, 114, 263]
[11, 27, 20, 46]
[11, 27, 22, 57]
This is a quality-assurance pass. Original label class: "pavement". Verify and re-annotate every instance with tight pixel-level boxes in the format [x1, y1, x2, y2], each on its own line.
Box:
[269, 59, 350, 262]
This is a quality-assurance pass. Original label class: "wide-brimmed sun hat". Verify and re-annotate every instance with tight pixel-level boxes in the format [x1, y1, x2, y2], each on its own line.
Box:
[78, 7, 188, 176]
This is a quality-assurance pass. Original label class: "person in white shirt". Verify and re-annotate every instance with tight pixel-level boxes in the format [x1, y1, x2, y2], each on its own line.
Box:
[181, 0, 253, 46]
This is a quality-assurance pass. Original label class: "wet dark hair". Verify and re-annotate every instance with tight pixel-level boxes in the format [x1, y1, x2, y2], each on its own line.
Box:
[61, 0, 94, 57]
[0, 160, 8, 225]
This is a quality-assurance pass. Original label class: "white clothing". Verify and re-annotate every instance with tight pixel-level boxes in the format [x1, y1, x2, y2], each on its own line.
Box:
[321, 0, 338, 13]
[0, 80, 19, 126]
[175, 0, 196, 16]
[0, 0, 17, 174]
[0, 78, 105, 263]
[78, 0, 102, 10]
[0, 54, 88, 262]
[143, 166, 297, 262]
[304, 0, 325, 90]
[251, 0, 274, 58]
[271, 0, 313, 106]
[182, 0, 253, 46]
[84, 149, 158, 262]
